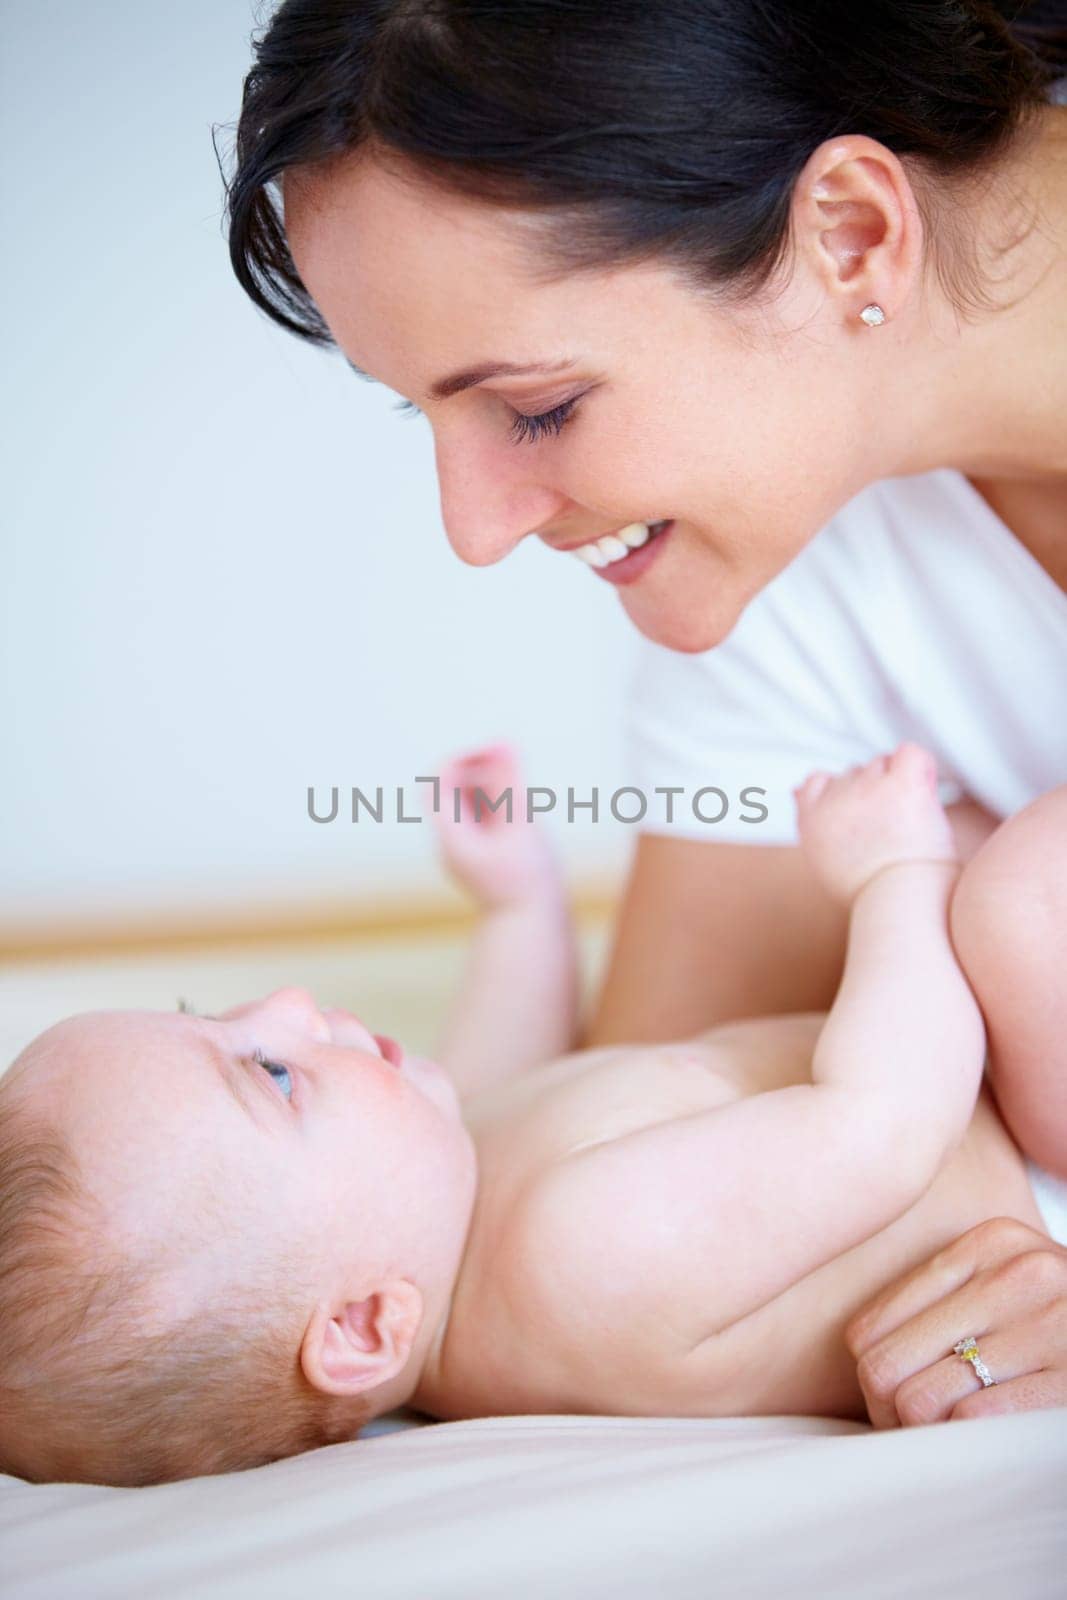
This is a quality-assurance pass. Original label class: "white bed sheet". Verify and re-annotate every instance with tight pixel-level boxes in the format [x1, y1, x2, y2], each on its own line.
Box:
[3, 1410, 1065, 1598]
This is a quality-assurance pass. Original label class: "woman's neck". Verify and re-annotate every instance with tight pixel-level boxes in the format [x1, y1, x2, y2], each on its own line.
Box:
[904, 102, 1067, 486]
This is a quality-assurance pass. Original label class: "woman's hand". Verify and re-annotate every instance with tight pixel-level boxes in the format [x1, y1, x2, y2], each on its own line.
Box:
[845, 1217, 1067, 1426]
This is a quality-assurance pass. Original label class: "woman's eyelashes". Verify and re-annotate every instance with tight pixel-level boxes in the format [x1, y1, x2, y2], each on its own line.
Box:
[391, 394, 582, 445]
[507, 398, 581, 444]
[252, 1047, 295, 1103]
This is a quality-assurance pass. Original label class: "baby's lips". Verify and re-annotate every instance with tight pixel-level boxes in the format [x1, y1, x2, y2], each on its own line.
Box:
[372, 1033, 405, 1070]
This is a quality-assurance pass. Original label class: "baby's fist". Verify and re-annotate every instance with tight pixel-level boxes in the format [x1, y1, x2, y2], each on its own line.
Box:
[430, 742, 561, 910]
[794, 742, 959, 905]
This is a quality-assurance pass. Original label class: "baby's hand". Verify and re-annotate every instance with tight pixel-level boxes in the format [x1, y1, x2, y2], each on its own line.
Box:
[430, 742, 562, 910]
[793, 742, 960, 905]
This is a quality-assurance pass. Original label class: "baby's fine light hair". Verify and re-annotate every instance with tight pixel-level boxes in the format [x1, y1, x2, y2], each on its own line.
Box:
[0, 1057, 370, 1486]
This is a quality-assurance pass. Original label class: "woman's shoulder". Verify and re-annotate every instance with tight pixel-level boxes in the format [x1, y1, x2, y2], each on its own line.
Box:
[790, 467, 982, 572]
[780, 466, 1067, 627]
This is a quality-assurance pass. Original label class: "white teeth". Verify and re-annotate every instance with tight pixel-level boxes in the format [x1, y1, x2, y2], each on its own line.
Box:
[571, 521, 663, 567]
[619, 523, 651, 550]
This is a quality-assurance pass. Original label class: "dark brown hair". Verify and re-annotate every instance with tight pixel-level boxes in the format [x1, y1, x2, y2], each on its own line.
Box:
[221, 1, 1066, 344]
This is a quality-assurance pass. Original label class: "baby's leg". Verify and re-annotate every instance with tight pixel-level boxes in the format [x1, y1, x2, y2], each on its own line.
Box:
[948, 786, 1067, 1180]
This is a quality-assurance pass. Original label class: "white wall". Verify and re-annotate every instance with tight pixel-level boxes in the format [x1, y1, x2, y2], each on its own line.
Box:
[1, 2, 641, 931]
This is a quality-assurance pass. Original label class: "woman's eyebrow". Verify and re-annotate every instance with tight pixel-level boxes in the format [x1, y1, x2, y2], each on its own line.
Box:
[346, 355, 581, 402]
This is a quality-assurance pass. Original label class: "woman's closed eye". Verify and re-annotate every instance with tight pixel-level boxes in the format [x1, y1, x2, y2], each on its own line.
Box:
[392, 394, 582, 445]
[253, 1047, 294, 1101]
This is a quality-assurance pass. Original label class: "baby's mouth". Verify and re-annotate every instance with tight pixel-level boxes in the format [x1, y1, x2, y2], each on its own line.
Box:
[372, 1033, 405, 1070]
[323, 1004, 388, 1058]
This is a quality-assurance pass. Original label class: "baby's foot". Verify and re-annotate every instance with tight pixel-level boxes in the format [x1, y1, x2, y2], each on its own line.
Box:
[793, 742, 960, 905]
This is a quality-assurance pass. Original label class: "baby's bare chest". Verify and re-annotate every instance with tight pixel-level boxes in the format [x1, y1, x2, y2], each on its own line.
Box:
[463, 1013, 823, 1209]
[440, 1016, 826, 1413]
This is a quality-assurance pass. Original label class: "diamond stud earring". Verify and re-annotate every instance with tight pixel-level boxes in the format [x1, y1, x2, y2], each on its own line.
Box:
[860, 303, 886, 327]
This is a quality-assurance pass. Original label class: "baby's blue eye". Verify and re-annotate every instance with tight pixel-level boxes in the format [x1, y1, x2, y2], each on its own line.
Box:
[253, 1048, 293, 1101]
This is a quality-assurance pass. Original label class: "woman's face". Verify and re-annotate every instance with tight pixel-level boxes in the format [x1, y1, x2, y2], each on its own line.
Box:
[283, 153, 913, 652]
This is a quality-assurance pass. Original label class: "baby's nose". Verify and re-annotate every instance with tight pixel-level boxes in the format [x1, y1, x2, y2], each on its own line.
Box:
[259, 986, 331, 1033]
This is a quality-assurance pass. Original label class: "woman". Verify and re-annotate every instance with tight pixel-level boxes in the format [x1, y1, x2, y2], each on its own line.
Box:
[222, 0, 1067, 1424]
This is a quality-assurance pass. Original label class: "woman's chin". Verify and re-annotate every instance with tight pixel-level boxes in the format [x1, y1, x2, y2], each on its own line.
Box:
[619, 585, 731, 655]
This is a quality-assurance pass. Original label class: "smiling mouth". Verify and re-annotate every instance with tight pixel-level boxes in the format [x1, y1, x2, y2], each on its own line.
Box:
[566, 519, 671, 567]
[582, 520, 675, 588]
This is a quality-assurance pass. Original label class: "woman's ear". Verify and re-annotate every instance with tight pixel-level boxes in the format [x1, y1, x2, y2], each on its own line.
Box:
[300, 1279, 424, 1397]
[793, 134, 923, 311]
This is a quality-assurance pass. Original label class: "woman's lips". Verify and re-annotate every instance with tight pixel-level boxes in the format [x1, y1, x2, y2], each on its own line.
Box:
[373, 1033, 405, 1069]
[592, 520, 674, 587]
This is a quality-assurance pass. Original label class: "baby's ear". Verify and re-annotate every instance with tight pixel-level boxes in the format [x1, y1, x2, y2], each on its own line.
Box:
[300, 1280, 423, 1397]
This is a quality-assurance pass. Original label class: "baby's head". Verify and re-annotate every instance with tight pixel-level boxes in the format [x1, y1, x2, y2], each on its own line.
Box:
[0, 988, 477, 1485]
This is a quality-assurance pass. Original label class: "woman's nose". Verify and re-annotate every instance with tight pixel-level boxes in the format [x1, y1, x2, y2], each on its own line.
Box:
[443, 516, 533, 567]
[435, 449, 547, 566]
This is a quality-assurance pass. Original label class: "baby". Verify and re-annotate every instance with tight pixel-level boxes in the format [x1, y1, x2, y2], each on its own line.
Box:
[1, 741, 1063, 1486]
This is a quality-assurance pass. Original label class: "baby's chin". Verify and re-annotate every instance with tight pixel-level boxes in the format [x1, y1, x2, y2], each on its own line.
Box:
[401, 1053, 463, 1116]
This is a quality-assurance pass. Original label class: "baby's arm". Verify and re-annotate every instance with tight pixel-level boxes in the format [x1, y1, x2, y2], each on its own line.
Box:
[517, 745, 987, 1348]
[795, 745, 986, 1184]
[430, 745, 580, 1100]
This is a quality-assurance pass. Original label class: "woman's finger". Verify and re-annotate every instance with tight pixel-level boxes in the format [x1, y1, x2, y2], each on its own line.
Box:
[950, 1368, 1067, 1421]
[845, 1217, 1050, 1358]
[853, 1250, 1067, 1428]
[886, 1308, 1066, 1427]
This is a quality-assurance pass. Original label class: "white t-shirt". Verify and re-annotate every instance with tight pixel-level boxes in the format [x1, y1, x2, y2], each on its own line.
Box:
[627, 468, 1067, 845]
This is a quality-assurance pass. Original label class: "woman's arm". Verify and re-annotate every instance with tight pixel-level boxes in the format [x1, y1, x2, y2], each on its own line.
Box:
[585, 797, 1000, 1046]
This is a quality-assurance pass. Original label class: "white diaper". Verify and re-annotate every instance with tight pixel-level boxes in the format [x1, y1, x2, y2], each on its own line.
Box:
[1025, 1159, 1067, 1246]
